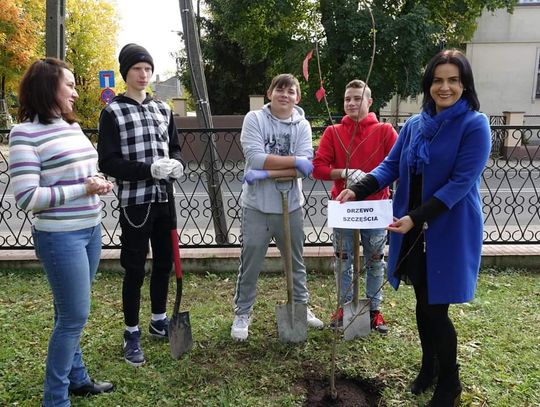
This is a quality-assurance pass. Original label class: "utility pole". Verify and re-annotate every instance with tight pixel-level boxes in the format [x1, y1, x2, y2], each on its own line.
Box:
[178, 0, 229, 245]
[45, 0, 66, 59]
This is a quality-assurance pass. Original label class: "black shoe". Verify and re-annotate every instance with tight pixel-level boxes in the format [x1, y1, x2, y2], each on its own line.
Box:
[427, 365, 462, 407]
[410, 363, 437, 395]
[149, 317, 169, 339]
[69, 379, 114, 396]
[123, 330, 145, 367]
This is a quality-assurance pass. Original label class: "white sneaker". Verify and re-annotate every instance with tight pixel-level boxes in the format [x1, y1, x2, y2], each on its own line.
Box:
[307, 308, 324, 329]
[231, 314, 251, 341]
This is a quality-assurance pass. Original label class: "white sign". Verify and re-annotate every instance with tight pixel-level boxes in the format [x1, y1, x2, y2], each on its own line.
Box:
[327, 199, 393, 229]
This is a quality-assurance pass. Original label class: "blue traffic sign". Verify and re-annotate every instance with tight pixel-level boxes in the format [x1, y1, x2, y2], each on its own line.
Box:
[99, 71, 115, 88]
[100, 87, 116, 104]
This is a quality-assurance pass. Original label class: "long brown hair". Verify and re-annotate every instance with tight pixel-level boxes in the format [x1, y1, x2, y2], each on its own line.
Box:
[17, 58, 78, 124]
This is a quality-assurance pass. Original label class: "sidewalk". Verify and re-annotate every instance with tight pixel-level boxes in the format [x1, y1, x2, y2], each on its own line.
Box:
[1, 244, 539, 273]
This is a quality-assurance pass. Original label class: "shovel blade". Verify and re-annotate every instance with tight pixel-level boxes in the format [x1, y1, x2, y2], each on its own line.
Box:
[275, 303, 307, 343]
[169, 311, 193, 359]
[343, 298, 371, 341]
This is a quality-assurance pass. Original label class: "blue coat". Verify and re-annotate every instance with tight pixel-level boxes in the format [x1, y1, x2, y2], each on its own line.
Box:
[371, 109, 491, 304]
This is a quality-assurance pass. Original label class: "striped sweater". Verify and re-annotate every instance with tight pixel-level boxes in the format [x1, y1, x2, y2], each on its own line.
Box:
[8, 118, 102, 232]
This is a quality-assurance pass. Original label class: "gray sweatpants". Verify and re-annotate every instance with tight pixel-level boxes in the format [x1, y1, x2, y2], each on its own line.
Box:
[233, 207, 309, 315]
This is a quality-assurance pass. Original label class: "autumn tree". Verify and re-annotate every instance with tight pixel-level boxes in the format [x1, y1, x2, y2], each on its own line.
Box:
[0, 0, 119, 128]
[0, 0, 43, 126]
[65, 0, 119, 128]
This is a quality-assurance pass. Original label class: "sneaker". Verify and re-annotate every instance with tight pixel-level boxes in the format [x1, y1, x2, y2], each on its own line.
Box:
[123, 330, 145, 367]
[329, 307, 344, 329]
[231, 314, 251, 341]
[370, 310, 388, 334]
[307, 308, 324, 329]
[149, 318, 169, 339]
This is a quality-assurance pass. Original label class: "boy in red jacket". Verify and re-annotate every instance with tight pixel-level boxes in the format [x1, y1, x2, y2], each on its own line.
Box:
[312, 80, 397, 332]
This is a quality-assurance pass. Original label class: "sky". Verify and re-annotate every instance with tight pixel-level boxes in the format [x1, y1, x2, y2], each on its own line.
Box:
[110, 0, 184, 80]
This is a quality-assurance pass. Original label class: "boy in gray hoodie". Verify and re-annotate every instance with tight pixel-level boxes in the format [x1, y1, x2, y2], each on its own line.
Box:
[231, 73, 323, 341]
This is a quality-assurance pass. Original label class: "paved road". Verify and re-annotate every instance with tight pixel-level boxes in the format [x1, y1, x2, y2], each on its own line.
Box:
[1, 169, 539, 247]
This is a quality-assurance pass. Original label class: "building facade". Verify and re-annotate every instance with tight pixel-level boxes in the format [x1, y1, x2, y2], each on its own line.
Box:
[466, 0, 540, 123]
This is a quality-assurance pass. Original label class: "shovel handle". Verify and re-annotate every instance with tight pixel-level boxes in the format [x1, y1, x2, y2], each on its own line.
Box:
[353, 230, 360, 307]
[279, 188, 294, 305]
[170, 229, 183, 279]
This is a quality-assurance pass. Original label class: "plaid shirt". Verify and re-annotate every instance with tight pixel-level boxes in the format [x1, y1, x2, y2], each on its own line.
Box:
[98, 94, 181, 207]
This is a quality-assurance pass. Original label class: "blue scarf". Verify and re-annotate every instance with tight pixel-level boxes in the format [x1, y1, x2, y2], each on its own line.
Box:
[408, 98, 470, 174]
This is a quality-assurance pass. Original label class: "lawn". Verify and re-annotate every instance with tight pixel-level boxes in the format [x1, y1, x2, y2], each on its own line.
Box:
[0, 267, 538, 406]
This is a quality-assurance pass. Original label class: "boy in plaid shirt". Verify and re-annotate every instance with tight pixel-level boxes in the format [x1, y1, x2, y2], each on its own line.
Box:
[98, 44, 183, 366]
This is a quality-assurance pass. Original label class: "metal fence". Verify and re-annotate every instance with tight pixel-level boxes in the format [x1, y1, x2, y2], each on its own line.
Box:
[1, 125, 539, 249]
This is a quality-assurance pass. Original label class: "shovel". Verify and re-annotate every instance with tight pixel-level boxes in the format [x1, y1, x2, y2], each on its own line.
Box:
[343, 230, 371, 340]
[169, 229, 193, 359]
[275, 178, 307, 343]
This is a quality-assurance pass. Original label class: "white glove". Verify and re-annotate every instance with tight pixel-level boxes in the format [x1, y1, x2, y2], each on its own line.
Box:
[341, 169, 366, 187]
[170, 160, 184, 179]
[151, 158, 174, 180]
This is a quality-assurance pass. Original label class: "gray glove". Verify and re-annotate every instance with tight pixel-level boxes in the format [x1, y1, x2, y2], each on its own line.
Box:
[151, 158, 174, 180]
[341, 169, 366, 187]
[170, 160, 184, 179]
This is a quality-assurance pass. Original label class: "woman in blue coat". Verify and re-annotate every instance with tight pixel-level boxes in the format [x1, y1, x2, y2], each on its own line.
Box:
[337, 49, 491, 406]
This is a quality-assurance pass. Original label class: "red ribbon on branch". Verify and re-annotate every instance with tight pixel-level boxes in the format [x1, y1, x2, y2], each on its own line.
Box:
[316, 82, 326, 102]
[303, 48, 326, 103]
[302, 49, 313, 81]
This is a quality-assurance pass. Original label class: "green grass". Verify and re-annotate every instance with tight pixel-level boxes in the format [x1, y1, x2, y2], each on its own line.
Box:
[0, 267, 539, 406]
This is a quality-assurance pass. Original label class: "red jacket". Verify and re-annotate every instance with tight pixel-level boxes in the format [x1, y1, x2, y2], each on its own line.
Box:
[313, 112, 398, 200]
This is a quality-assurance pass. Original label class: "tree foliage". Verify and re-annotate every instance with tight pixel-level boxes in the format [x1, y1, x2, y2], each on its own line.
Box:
[317, 0, 518, 114]
[318, 0, 436, 113]
[0, 0, 43, 125]
[65, 0, 119, 128]
[0, 0, 119, 128]
[185, 0, 318, 115]
[192, 0, 518, 117]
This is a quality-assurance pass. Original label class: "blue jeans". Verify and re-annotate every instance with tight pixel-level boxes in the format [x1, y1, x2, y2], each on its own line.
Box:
[33, 225, 102, 407]
[332, 228, 386, 310]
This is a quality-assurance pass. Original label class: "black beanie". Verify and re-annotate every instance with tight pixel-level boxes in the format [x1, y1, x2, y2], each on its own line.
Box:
[118, 43, 154, 80]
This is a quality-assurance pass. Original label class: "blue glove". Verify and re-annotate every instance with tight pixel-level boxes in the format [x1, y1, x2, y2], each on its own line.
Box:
[295, 157, 313, 177]
[243, 169, 269, 185]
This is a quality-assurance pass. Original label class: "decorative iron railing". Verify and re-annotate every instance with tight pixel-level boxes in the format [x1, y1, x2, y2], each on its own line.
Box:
[0, 125, 539, 249]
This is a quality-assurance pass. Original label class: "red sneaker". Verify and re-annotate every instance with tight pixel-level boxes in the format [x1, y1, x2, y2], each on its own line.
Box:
[370, 310, 388, 334]
[330, 307, 343, 329]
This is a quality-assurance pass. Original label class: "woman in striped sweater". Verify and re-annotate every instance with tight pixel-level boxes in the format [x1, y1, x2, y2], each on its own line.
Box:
[8, 58, 114, 407]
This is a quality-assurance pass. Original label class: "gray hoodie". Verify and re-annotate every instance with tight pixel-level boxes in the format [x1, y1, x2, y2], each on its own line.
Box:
[240, 103, 313, 214]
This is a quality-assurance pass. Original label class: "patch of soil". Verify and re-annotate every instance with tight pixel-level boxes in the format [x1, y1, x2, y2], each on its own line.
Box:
[300, 362, 384, 407]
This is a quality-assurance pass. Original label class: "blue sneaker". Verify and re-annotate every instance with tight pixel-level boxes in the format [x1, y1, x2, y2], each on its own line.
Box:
[123, 330, 145, 367]
[149, 318, 169, 339]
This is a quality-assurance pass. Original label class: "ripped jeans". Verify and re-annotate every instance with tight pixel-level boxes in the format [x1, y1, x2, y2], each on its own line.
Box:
[332, 228, 386, 311]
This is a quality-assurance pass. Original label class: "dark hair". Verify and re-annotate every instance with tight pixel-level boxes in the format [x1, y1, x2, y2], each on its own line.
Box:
[421, 49, 480, 111]
[267, 73, 301, 100]
[17, 58, 77, 124]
